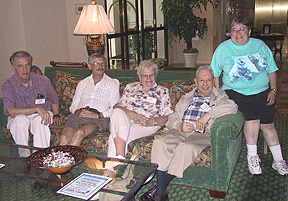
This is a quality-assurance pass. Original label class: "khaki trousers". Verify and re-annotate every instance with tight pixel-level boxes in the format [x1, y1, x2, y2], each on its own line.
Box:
[107, 108, 160, 157]
[151, 130, 210, 178]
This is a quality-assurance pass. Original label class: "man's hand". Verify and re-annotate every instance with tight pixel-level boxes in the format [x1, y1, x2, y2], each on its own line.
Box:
[53, 115, 62, 125]
[35, 107, 52, 125]
[78, 109, 99, 119]
[196, 113, 211, 132]
[180, 122, 195, 133]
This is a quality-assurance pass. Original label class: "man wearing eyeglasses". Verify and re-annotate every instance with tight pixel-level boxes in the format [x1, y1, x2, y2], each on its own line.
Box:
[59, 53, 119, 146]
[211, 16, 288, 176]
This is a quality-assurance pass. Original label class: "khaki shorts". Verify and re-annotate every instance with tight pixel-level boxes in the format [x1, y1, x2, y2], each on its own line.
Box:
[64, 114, 109, 131]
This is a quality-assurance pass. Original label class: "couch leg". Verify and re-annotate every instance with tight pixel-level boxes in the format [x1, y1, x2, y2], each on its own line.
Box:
[209, 190, 226, 199]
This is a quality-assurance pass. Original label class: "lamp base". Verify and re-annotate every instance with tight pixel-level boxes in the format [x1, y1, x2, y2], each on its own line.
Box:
[86, 34, 105, 55]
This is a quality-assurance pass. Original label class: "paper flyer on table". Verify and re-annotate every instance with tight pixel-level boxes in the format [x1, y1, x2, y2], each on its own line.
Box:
[57, 173, 112, 200]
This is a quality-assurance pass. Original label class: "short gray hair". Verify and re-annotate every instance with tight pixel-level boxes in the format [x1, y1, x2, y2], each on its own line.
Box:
[195, 65, 214, 79]
[136, 60, 159, 76]
[10, 51, 33, 66]
[230, 16, 252, 30]
[88, 53, 106, 64]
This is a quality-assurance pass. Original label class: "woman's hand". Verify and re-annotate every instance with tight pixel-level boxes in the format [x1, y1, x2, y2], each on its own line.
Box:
[131, 112, 149, 126]
[267, 90, 276, 106]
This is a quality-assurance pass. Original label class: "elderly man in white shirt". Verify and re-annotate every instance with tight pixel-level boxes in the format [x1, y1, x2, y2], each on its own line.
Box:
[59, 53, 119, 146]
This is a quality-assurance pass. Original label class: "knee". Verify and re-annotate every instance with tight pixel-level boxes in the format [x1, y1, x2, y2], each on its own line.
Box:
[12, 115, 29, 127]
[73, 130, 86, 141]
[59, 134, 69, 145]
[111, 108, 126, 119]
[261, 123, 276, 131]
[152, 137, 165, 149]
[32, 114, 43, 124]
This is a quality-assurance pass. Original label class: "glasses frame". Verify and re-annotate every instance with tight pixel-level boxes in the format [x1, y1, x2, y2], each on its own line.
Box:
[231, 27, 248, 34]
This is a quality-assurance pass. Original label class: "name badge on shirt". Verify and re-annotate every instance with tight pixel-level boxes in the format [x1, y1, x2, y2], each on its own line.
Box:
[146, 97, 157, 104]
[35, 93, 45, 105]
[35, 99, 45, 104]
[200, 103, 211, 112]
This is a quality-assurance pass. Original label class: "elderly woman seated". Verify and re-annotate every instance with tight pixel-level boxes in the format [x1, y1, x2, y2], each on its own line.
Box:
[107, 60, 173, 159]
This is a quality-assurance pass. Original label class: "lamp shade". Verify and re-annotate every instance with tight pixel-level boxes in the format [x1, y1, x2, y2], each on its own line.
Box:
[73, 4, 115, 35]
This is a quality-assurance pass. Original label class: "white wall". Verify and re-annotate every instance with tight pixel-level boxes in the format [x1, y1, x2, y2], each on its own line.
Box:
[0, 0, 70, 96]
[0, 1, 26, 96]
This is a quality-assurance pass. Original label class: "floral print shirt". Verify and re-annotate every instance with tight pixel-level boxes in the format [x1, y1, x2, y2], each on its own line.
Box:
[119, 82, 173, 118]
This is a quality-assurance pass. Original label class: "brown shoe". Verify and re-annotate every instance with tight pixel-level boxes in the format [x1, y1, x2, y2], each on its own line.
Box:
[140, 185, 157, 201]
[155, 193, 169, 201]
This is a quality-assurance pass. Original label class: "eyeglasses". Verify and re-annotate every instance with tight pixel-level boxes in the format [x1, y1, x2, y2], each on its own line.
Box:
[141, 74, 155, 79]
[231, 27, 248, 34]
[91, 62, 106, 67]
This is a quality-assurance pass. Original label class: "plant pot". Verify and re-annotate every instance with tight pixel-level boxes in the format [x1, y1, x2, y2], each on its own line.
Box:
[183, 52, 198, 68]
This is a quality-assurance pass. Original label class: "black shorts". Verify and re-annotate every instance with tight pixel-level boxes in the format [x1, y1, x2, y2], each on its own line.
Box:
[225, 89, 275, 124]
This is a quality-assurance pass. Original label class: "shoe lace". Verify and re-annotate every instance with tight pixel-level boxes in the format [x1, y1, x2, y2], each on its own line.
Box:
[276, 160, 288, 170]
[250, 156, 260, 168]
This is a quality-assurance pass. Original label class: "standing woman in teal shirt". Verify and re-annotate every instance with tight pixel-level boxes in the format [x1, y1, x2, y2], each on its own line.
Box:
[210, 16, 288, 176]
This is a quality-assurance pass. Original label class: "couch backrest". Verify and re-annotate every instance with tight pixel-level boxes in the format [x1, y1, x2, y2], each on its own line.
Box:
[46, 68, 196, 114]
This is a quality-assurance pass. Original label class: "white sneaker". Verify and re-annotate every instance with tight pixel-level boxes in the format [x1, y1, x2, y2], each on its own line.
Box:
[247, 155, 262, 175]
[272, 160, 288, 176]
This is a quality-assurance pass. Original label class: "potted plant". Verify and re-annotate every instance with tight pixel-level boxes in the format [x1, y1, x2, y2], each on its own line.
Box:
[161, 0, 213, 67]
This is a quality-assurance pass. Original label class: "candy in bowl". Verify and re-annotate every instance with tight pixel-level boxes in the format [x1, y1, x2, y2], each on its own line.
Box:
[28, 145, 87, 174]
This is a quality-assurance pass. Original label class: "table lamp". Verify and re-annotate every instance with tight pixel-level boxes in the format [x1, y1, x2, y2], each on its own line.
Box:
[73, 0, 115, 55]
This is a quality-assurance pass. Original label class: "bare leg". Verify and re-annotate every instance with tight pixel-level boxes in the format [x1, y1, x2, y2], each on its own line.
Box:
[244, 120, 260, 145]
[59, 127, 76, 145]
[69, 123, 99, 146]
[113, 135, 126, 157]
[260, 123, 280, 146]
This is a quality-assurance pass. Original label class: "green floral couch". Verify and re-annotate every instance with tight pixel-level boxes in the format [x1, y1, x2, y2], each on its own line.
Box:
[0, 67, 244, 198]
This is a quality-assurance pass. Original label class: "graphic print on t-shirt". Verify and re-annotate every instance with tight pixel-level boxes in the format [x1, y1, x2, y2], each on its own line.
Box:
[228, 53, 267, 83]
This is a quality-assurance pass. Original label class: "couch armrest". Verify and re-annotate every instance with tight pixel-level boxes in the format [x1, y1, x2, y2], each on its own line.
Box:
[209, 111, 244, 189]
[0, 98, 7, 140]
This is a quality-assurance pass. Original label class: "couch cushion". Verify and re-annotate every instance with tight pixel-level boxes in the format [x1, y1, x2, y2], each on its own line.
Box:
[161, 81, 196, 110]
[53, 72, 82, 114]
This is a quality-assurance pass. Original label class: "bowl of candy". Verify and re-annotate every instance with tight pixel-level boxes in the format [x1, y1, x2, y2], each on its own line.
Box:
[28, 145, 87, 174]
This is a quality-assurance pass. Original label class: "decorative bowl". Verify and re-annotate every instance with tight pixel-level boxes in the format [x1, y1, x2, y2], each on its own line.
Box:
[28, 145, 87, 174]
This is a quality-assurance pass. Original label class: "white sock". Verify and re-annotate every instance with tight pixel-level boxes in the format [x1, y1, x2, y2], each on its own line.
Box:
[115, 155, 125, 160]
[247, 144, 257, 157]
[269, 145, 283, 162]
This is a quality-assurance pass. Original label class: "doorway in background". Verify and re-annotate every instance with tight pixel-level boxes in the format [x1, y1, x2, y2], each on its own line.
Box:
[105, 0, 167, 69]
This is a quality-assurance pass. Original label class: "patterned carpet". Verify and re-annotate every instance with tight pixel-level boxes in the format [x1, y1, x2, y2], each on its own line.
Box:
[1, 117, 287, 201]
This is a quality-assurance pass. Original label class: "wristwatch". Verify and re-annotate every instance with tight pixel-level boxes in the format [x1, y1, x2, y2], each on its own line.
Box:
[271, 88, 277, 92]
[53, 114, 60, 118]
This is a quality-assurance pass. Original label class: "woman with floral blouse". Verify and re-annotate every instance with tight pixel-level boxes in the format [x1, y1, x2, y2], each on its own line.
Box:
[107, 60, 173, 159]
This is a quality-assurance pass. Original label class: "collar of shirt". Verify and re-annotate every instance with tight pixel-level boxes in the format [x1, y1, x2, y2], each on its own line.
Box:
[194, 88, 210, 98]
[88, 73, 107, 86]
[14, 74, 32, 88]
[138, 83, 158, 93]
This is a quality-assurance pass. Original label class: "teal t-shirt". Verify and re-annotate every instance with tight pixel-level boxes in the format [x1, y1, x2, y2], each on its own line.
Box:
[210, 38, 278, 95]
